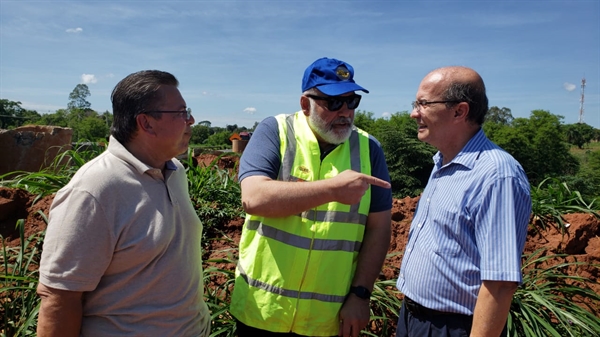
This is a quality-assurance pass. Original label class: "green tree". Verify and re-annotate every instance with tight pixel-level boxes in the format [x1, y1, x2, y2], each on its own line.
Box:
[206, 130, 231, 147]
[191, 124, 211, 145]
[353, 110, 375, 132]
[362, 112, 436, 197]
[485, 106, 513, 125]
[488, 110, 578, 184]
[77, 116, 110, 141]
[37, 109, 69, 127]
[68, 84, 92, 110]
[564, 123, 596, 149]
[0, 99, 41, 128]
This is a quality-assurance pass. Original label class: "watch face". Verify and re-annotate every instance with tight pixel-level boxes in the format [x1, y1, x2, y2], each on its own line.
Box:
[351, 286, 371, 299]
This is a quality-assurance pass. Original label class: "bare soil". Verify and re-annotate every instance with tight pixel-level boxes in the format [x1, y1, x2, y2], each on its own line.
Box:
[1, 153, 599, 335]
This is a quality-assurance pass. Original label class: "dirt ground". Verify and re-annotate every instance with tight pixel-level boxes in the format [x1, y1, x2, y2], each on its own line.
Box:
[1, 153, 599, 334]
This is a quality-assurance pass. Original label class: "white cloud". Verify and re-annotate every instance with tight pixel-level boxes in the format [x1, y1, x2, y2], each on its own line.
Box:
[381, 112, 391, 119]
[81, 74, 97, 84]
[66, 27, 83, 33]
[244, 107, 256, 114]
[563, 82, 576, 92]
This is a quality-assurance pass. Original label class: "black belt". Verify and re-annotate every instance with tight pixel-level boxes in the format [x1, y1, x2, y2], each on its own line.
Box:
[404, 296, 458, 317]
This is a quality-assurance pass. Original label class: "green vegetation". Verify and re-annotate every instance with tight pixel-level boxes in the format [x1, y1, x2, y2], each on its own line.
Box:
[509, 250, 600, 337]
[1, 220, 43, 337]
[530, 177, 599, 233]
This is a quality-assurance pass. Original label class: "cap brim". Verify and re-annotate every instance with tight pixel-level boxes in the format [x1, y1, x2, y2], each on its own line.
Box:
[317, 83, 369, 96]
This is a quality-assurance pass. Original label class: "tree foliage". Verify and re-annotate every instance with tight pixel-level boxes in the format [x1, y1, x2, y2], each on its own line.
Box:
[67, 84, 92, 111]
[485, 110, 579, 185]
[191, 124, 211, 145]
[485, 106, 514, 125]
[564, 123, 596, 149]
[0, 99, 41, 129]
[355, 111, 435, 197]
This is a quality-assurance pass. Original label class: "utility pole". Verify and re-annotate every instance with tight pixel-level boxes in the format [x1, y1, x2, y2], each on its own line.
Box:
[578, 77, 586, 124]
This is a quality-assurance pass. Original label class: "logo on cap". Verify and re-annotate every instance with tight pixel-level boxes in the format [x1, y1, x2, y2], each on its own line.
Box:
[336, 66, 350, 81]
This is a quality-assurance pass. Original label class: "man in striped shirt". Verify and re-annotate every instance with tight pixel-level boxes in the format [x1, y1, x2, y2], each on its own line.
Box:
[396, 66, 531, 337]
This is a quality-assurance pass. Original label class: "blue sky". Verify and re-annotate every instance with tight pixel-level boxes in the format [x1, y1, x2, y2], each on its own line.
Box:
[1, 0, 599, 129]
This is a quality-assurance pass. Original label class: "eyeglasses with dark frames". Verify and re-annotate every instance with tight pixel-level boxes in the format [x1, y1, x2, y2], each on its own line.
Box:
[411, 100, 461, 111]
[143, 108, 192, 120]
[306, 94, 362, 111]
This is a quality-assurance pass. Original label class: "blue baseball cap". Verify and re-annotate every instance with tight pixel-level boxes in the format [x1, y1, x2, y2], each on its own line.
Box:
[301, 57, 369, 95]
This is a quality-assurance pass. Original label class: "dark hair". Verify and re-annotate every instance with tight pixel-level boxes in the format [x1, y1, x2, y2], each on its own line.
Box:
[443, 80, 488, 125]
[110, 70, 179, 144]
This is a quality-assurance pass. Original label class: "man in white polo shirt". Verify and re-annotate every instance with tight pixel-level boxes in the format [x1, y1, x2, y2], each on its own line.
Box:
[37, 70, 210, 337]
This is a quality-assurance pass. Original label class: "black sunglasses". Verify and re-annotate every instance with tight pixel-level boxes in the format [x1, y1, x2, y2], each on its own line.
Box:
[305, 94, 362, 111]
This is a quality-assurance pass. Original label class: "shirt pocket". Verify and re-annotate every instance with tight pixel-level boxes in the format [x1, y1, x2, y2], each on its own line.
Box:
[430, 209, 462, 257]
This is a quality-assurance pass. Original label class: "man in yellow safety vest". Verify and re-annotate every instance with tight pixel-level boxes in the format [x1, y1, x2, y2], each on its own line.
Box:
[230, 57, 393, 337]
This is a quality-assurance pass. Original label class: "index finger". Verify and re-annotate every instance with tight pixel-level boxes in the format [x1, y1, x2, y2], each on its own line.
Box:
[363, 175, 391, 189]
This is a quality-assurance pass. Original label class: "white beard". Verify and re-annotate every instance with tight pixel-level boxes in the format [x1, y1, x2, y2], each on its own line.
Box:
[307, 103, 353, 145]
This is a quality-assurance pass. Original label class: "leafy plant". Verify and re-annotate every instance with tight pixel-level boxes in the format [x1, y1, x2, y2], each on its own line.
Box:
[0, 219, 44, 337]
[509, 249, 600, 336]
[184, 151, 244, 233]
[203, 250, 238, 337]
[362, 278, 402, 337]
[530, 177, 599, 233]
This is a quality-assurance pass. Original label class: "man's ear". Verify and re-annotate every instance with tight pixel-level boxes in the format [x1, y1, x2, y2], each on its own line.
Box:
[136, 113, 156, 136]
[300, 96, 310, 116]
[454, 102, 469, 120]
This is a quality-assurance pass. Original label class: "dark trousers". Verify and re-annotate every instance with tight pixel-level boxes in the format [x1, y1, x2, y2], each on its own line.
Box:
[235, 319, 337, 337]
[396, 299, 508, 337]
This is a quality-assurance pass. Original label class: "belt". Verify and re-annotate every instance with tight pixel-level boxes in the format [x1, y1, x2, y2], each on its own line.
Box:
[404, 296, 457, 317]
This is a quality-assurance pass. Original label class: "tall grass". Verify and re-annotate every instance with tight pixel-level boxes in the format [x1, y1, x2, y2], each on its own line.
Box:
[183, 151, 244, 233]
[530, 177, 599, 233]
[509, 249, 600, 336]
[0, 218, 44, 337]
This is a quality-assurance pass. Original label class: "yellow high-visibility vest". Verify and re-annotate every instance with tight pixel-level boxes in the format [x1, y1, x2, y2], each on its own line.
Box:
[230, 111, 372, 336]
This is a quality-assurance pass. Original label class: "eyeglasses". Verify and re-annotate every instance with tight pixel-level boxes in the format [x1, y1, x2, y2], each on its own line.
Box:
[411, 100, 460, 111]
[143, 108, 192, 120]
[305, 94, 362, 111]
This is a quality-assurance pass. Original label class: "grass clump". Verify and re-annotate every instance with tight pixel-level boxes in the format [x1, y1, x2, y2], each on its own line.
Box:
[509, 249, 600, 336]
[1, 219, 44, 337]
[530, 177, 599, 233]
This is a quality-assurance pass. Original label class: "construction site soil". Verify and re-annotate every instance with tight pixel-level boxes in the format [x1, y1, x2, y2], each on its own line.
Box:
[1, 153, 599, 334]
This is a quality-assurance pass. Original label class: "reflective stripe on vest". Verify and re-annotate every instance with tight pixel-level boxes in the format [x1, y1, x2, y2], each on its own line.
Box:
[246, 220, 362, 252]
[237, 263, 347, 304]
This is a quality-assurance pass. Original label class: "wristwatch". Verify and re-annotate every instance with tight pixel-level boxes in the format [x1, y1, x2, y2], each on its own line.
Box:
[349, 286, 371, 300]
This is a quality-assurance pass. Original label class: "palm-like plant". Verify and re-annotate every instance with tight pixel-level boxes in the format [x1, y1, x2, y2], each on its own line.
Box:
[509, 249, 600, 336]
[530, 177, 599, 233]
[1, 219, 44, 337]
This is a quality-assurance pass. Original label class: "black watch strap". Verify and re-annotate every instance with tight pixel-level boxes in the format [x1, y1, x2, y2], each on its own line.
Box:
[349, 285, 371, 300]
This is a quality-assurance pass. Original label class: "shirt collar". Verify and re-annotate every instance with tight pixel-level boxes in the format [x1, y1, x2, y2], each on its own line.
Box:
[434, 128, 485, 170]
[107, 136, 178, 176]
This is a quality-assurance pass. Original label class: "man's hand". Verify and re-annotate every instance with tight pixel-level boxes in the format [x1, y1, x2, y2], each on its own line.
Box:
[338, 294, 370, 337]
[330, 170, 391, 205]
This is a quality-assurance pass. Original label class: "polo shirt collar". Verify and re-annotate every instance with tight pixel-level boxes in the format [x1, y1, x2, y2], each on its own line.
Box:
[107, 136, 177, 175]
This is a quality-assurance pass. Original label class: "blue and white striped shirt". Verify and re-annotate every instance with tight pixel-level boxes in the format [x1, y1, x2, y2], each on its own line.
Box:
[396, 129, 531, 315]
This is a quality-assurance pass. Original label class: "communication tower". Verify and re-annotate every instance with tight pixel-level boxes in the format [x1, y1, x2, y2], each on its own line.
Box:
[578, 77, 586, 124]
